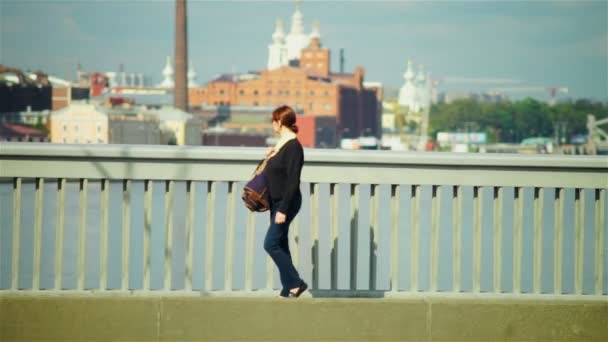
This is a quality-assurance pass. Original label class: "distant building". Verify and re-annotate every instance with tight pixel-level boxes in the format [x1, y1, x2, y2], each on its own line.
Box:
[185, 1, 381, 148]
[96, 90, 174, 108]
[102, 66, 145, 89]
[398, 60, 432, 112]
[155, 56, 199, 89]
[0, 65, 52, 113]
[266, 0, 314, 68]
[444, 92, 473, 103]
[0, 109, 51, 127]
[150, 107, 202, 145]
[202, 130, 268, 147]
[50, 103, 108, 144]
[296, 115, 337, 148]
[51, 101, 204, 145]
[0, 124, 47, 142]
[108, 112, 161, 145]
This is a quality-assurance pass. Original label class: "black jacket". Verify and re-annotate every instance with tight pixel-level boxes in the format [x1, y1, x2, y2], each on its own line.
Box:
[264, 139, 304, 213]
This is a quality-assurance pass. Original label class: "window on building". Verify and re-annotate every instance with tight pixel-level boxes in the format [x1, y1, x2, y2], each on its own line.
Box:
[75, 125, 79, 132]
[220, 89, 225, 95]
[267, 90, 272, 95]
[305, 52, 312, 58]
[324, 103, 331, 110]
[316, 52, 324, 58]
[305, 63, 312, 68]
[98, 138, 103, 143]
[63, 125, 67, 132]
[317, 63, 324, 68]
[285, 90, 290, 96]
[253, 101, 259, 106]
[310, 90, 315, 96]
[309, 103, 314, 110]
[296, 90, 301, 96]
[239, 90, 244, 95]
[324, 90, 330, 97]
[63, 138, 67, 143]
[97, 125, 101, 133]
[253, 90, 259, 96]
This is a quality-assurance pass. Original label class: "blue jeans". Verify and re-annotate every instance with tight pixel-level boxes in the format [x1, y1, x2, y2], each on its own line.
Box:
[263, 192, 303, 295]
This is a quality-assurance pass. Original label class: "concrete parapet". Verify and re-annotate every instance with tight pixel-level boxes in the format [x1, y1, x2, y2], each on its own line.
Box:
[1, 294, 606, 341]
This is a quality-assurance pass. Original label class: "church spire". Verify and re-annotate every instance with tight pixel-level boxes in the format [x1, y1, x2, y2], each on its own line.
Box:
[399, 59, 419, 110]
[310, 20, 321, 39]
[268, 19, 288, 70]
[285, 0, 311, 61]
[290, 0, 304, 35]
[159, 56, 174, 88]
[416, 64, 426, 84]
[273, 19, 286, 43]
[404, 60, 415, 82]
[188, 61, 198, 87]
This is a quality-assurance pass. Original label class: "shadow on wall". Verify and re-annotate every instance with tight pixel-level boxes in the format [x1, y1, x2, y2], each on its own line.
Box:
[307, 205, 385, 299]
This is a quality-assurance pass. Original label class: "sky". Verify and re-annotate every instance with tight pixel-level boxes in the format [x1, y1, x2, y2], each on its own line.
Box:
[1, 0, 607, 102]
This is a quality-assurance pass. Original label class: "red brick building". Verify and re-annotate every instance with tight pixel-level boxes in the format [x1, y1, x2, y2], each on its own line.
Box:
[188, 38, 381, 148]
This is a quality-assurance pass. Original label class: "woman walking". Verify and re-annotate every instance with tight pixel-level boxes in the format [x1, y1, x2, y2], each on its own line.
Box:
[263, 105, 308, 298]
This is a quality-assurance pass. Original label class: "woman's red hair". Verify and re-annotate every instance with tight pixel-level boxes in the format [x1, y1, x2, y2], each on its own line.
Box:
[272, 105, 298, 133]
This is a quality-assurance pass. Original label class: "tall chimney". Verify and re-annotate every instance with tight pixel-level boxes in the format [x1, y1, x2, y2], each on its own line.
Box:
[119, 63, 126, 86]
[174, 0, 188, 111]
[340, 48, 345, 73]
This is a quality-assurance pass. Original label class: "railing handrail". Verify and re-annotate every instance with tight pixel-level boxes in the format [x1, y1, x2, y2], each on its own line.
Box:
[1, 142, 607, 169]
[0, 142, 605, 296]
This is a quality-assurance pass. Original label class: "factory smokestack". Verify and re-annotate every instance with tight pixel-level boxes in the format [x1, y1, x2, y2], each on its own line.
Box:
[174, 0, 188, 111]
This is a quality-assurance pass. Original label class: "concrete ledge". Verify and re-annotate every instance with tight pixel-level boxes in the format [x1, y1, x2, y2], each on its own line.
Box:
[160, 298, 427, 341]
[1, 294, 606, 341]
[0, 296, 160, 341]
[429, 298, 608, 341]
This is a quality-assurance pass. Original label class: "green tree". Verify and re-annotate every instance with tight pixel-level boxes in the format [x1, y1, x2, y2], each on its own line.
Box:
[34, 114, 45, 131]
[429, 98, 607, 144]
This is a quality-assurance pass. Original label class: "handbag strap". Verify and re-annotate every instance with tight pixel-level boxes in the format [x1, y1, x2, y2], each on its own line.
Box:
[254, 158, 268, 176]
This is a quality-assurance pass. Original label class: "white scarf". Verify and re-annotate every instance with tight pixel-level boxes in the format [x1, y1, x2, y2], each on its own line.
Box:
[271, 127, 297, 157]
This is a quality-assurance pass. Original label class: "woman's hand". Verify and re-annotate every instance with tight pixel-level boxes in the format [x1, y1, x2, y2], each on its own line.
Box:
[275, 212, 286, 224]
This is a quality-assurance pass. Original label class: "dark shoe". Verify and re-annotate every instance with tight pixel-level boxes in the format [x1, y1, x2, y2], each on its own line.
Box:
[288, 281, 308, 298]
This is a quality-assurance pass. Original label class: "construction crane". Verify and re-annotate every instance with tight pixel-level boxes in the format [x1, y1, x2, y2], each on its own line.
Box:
[546, 87, 569, 106]
[488, 86, 569, 105]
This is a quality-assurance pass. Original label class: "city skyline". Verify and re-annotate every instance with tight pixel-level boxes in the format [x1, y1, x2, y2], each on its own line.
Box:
[1, 0, 606, 101]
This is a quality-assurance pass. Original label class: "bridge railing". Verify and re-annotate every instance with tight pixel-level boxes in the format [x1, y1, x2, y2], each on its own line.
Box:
[0, 143, 606, 296]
